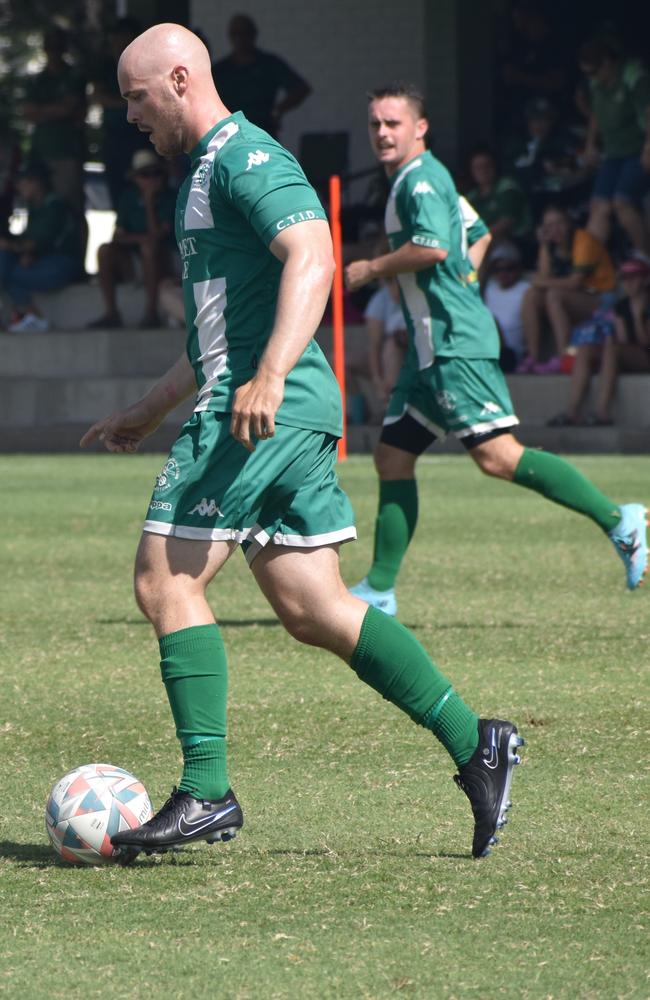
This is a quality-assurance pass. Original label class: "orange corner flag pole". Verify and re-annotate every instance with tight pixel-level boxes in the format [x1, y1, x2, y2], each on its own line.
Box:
[329, 174, 347, 460]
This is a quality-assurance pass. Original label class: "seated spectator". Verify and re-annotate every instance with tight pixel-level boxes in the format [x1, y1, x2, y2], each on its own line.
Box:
[465, 146, 533, 260]
[579, 38, 650, 256]
[212, 14, 311, 138]
[0, 163, 83, 332]
[483, 243, 531, 372]
[549, 257, 650, 425]
[88, 151, 177, 329]
[519, 204, 615, 372]
[507, 98, 590, 216]
[549, 258, 650, 427]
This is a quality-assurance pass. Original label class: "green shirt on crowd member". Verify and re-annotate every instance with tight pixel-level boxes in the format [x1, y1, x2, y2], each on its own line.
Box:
[24, 193, 81, 259]
[588, 59, 650, 159]
[466, 175, 532, 240]
[24, 65, 86, 163]
[385, 151, 500, 364]
[175, 111, 341, 437]
[116, 184, 177, 243]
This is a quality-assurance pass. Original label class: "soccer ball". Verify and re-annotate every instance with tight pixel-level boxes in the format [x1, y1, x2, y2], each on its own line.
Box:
[45, 763, 153, 865]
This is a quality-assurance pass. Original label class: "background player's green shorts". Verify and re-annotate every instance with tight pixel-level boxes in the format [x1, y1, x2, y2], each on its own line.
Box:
[384, 355, 519, 440]
[144, 412, 356, 565]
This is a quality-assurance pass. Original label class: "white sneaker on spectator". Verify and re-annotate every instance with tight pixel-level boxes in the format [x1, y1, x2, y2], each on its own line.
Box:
[8, 313, 50, 333]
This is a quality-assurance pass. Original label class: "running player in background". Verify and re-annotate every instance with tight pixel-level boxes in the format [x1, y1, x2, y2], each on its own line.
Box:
[81, 27, 523, 861]
[345, 83, 647, 617]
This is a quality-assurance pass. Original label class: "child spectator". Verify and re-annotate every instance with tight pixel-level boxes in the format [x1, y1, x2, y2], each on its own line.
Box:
[519, 204, 615, 372]
[362, 276, 408, 408]
[0, 163, 82, 332]
[88, 151, 177, 330]
[466, 146, 532, 260]
[579, 38, 650, 256]
[548, 257, 650, 425]
[483, 243, 531, 372]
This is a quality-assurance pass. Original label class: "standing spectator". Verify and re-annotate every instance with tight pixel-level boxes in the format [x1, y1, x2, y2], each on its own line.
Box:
[483, 243, 531, 372]
[88, 151, 177, 330]
[549, 257, 650, 426]
[498, 2, 566, 136]
[507, 98, 589, 217]
[466, 146, 532, 258]
[22, 27, 86, 212]
[211, 14, 311, 137]
[89, 16, 148, 211]
[520, 204, 615, 372]
[0, 163, 82, 332]
[579, 38, 650, 256]
[363, 277, 408, 407]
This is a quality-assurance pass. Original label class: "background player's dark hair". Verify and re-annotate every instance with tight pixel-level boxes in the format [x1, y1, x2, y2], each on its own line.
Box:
[367, 82, 427, 121]
[579, 37, 623, 69]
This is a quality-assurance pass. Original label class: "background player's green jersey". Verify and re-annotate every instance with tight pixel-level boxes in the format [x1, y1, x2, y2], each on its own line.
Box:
[176, 111, 342, 437]
[385, 150, 499, 366]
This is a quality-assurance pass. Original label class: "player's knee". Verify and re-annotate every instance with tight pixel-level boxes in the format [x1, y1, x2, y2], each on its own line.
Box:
[374, 445, 414, 479]
[277, 604, 322, 646]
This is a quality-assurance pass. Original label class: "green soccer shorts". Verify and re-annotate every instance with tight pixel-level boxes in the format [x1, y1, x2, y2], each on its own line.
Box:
[144, 411, 357, 564]
[383, 354, 519, 441]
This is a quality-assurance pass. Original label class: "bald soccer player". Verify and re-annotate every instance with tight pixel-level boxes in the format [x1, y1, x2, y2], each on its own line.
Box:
[81, 27, 523, 862]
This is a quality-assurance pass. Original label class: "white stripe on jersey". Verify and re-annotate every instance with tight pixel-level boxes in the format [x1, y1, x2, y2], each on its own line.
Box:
[193, 277, 228, 409]
[184, 121, 240, 231]
[396, 271, 434, 369]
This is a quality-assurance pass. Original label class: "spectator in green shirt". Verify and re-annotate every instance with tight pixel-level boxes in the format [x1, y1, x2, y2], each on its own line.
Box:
[466, 146, 533, 261]
[22, 27, 86, 213]
[0, 163, 83, 332]
[211, 14, 311, 138]
[88, 150, 177, 329]
[579, 38, 650, 255]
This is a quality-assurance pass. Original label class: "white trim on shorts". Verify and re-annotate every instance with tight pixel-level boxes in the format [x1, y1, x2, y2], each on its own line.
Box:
[142, 520, 253, 544]
[143, 519, 357, 566]
[455, 414, 520, 439]
[244, 525, 358, 566]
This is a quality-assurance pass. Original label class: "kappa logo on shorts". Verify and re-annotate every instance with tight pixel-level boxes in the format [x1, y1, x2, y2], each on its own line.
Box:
[436, 390, 457, 413]
[150, 500, 172, 512]
[189, 498, 224, 517]
[246, 149, 270, 171]
[480, 401, 502, 417]
[155, 458, 180, 493]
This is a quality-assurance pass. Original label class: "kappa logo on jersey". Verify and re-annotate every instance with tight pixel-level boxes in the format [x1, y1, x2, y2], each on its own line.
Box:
[193, 162, 211, 187]
[246, 150, 270, 171]
[155, 458, 180, 493]
[189, 498, 224, 518]
[436, 390, 457, 413]
[412, 180, 435, 196]
[479, 401, 502, 417]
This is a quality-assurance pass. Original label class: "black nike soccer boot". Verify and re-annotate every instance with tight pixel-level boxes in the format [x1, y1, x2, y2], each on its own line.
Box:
[453, 718, 524, 858]
[111, 787, 243, 863]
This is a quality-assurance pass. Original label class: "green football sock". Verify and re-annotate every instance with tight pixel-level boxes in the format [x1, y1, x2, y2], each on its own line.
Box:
[513, 448, 620, 533]
[159, 624, 230, 800]
[367, 479, 418, 591]
[350, 607, 479, 767]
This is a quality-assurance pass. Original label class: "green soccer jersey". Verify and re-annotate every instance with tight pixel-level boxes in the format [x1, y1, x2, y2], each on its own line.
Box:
[176, 112, 342, 437]
[385, 151, 499, 365]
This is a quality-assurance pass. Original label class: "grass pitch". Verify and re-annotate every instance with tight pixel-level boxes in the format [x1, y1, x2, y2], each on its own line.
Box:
[0, 453, 648, 1000]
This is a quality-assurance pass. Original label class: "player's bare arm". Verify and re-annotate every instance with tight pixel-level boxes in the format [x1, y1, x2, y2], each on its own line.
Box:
[80, 352, 197, 453]
[230, 218, 335, 451]
[344, 240, 446, 292]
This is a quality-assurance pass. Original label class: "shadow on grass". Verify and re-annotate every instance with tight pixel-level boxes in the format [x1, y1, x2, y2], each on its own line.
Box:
[265, 847, 470, 861]
[97, 617, 281, 628]
[0, 841, 190, 869]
